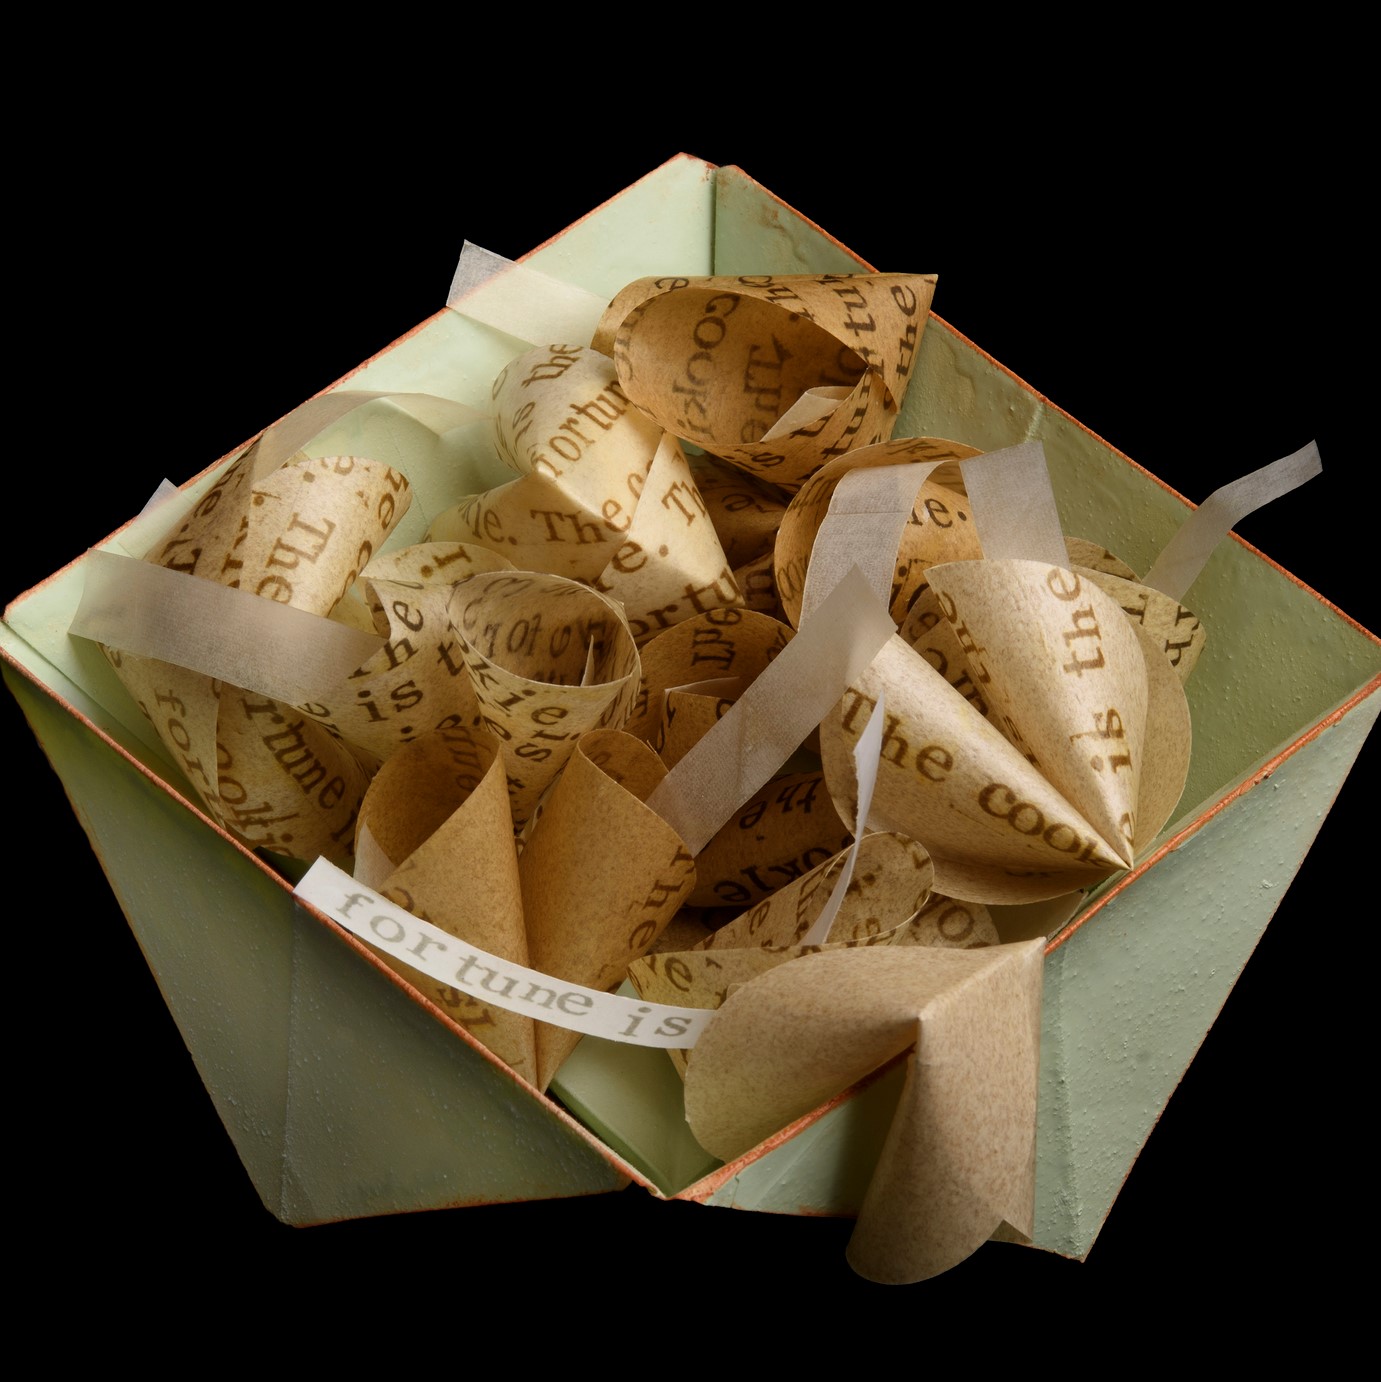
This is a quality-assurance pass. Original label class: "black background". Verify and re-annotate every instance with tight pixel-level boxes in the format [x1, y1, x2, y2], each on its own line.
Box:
[11, 123, 1368, 1321]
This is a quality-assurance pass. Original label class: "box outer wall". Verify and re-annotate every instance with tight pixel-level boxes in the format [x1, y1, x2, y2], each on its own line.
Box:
[8, 154, 1371, 1282]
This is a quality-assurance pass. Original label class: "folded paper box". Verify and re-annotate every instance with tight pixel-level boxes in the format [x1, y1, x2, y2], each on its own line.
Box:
[5, 156, 1375, 1274]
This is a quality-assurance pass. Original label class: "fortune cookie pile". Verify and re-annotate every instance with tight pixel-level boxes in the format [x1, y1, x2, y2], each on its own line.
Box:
[80, 263, 1290, 1282]
[82, 264, 1215, 1071]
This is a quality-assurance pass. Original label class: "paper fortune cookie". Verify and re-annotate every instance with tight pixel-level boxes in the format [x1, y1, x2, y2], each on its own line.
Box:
[428, 343, 740, 643]
[97, 450, 411, 865]
[354, 723, 536, 1083]
[446, 570, 641, 832]
[679, 941, 1045, 1284]
[820, 558, 1192, 904]
[518, 729, 697, 1088]
[592, 273, 937, 489]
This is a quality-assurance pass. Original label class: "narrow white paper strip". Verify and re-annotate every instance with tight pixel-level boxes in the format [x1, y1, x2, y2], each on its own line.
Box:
[446, 241, 610, 348]
[799, 442, 1067, 625]
[801, 463, 944, 621]
[1142, 441, 1323, 601]
[71, 550, 385, 705]
[249, 390, 487, 481]
[646, 566, 895, 855]
[296, 859, 715, 1049]
[798, 695, 886, 947]
[961, 441, 1067, 566]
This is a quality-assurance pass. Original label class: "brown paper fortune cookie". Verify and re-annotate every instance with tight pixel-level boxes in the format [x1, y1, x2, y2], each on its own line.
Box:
[629, 856, 1042, 1285]
[678, 940, 1046, 1284]
[354, 723, 697, 1092]
[102, 449, 412, 866]
[445, 570, 641, 833]
[591, 273, 937, 490]
[427, 343, 741, 644]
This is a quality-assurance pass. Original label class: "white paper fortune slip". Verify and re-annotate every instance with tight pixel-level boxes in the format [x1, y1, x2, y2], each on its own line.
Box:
[295, 694, 892, 1054]
[296, 858, 715, 1049]
[71, 551, 386, 706]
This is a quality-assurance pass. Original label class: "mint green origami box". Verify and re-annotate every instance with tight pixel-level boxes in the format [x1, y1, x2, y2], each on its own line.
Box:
[4, 155, 1376, 1263]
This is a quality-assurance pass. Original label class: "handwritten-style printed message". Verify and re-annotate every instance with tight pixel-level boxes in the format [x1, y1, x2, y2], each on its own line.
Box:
[297, 856, 713, 1057]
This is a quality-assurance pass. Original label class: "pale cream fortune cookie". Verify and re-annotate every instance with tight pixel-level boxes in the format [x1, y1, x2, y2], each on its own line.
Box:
[621, 607, 791, 745]
[775, 440, 1194, 903]
[687, 453, 791, 618]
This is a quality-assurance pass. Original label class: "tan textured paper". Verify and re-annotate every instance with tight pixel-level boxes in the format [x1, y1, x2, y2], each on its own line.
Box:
[519, 730, 696, 1088]
[818, 555, 1192, 904]
[688, 453, 790, 568]
[645, 567, 895, 855]
[623, 608, 791, 744]
[355, 724, 536, 1083]
[296, 541, 516, 761]
[593, 274, 937, 489]
[628, 833, 998, 1081]
[447, 571, 640, 831]
[778, 444, 1193, 902]
[1085, 568, 1207, 683]
[703, 831, 932, 952]
[685, 769, 849, 910]
[929, 558, 1149, 861]
[682, 941, 1044, 1283]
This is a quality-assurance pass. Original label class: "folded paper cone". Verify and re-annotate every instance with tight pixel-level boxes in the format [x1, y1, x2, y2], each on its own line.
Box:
[594, 274, 937, 489]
